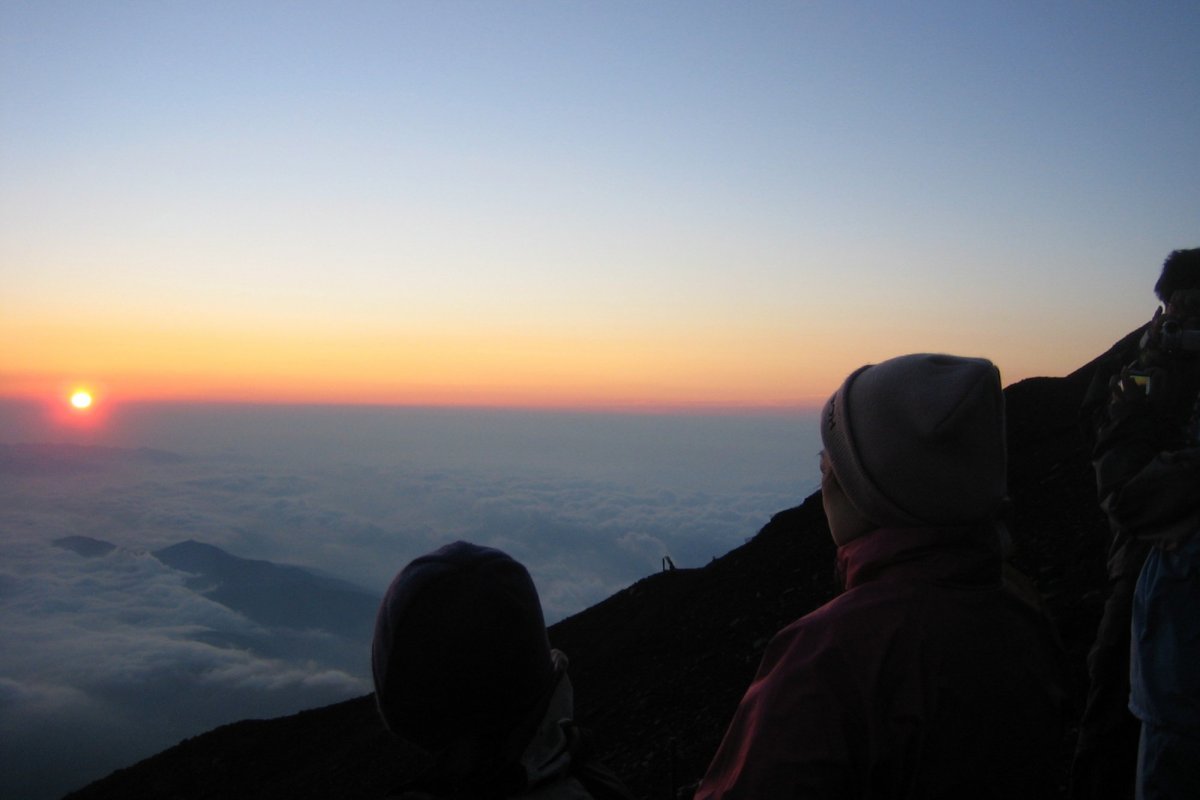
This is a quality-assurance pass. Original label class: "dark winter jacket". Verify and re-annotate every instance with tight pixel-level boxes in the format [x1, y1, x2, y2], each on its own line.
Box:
[388, 652, 631, 800]
[1097, 416, 1200, 741]
[695, 525, 1064, 800]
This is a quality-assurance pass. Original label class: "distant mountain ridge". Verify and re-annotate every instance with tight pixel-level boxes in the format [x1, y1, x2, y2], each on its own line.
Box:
[153, 539, 379, 640]
[52, 536, 380, 643]
[54, 535, 119, 558]
[63, 337, 1133, 800]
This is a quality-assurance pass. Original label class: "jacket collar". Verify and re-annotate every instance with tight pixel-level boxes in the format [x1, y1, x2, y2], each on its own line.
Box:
[836, 524, 1003, 591]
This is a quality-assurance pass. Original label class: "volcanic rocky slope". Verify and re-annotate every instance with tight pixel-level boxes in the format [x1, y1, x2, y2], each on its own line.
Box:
[64, 340, 1130, 800]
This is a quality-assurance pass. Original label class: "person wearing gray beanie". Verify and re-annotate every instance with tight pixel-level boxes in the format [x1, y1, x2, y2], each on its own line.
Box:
[371, 541, 633, 799]
[819, 353, 1007, 540]
[697, 353, 1064, 800]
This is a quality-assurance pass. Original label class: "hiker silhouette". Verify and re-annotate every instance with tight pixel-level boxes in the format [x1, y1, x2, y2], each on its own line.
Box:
[372, 541, 633, 799]
[1080, 248, 1200, 800]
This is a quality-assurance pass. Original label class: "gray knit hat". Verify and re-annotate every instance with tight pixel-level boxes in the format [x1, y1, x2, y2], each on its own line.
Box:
[820, 353, 1006, 527]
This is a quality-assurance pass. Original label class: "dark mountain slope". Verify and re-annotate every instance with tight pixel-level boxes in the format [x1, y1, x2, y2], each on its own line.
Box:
[550, 495, 836, 798]
[65, 339, 1130, 800]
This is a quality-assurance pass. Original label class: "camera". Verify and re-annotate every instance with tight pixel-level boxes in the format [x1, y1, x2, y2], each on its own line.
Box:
[1157, 317, 1200, 353]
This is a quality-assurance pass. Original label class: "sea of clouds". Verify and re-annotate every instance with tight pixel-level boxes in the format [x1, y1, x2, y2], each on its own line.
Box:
[0, 402, 820, 799]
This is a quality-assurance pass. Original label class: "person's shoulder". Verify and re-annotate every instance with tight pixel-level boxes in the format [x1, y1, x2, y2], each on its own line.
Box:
[808, 575, 925, 620]
[778, 579, 917, 637]
[767, 583, 917, 668]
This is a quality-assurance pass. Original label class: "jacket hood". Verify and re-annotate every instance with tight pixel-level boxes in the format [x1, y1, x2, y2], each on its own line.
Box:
[372, 541, 555, 754]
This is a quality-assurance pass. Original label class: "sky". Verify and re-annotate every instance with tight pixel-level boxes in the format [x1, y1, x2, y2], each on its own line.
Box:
[3, 1, 1198, 411]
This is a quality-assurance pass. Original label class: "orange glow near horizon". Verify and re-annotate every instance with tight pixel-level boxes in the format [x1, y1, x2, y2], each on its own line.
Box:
[9, 372, 823, 414]
[0, 312, 1101, 414]
[0, 317, 837, 412]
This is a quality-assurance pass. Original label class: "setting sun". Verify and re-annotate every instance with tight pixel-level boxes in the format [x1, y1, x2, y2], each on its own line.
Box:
[70, 390, 93, 410]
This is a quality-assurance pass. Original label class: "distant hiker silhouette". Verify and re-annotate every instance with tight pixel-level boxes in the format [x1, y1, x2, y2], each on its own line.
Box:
[1081, 248, 1200, 800]
[695, 353, 1065, 799]
[372, 541, 633, 800]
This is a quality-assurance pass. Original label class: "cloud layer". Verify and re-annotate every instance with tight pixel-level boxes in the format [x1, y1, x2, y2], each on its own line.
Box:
[0, 535, 367, 799]
[0, 408, 818, 799]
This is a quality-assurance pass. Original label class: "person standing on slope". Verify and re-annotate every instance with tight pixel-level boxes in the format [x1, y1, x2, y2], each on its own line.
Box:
[1088, 248, 1200, 800]
[695, 353, 1065, 799]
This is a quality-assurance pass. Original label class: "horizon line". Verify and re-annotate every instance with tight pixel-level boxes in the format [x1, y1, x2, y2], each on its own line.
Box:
[0, 394, 824, 417]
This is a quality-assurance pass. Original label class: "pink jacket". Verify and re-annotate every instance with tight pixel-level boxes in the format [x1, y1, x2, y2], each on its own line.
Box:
[696, 526, 1064, 800]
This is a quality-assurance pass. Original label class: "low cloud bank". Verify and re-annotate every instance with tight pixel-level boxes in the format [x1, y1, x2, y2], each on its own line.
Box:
[0, 409, 817, 798]
[0, 535, 367, 800]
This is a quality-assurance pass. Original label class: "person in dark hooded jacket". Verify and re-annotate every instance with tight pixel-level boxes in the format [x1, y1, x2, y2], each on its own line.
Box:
[1087, 248, 1200, 800]
[372, 541, 632, 800]
[695, 353, 1065, 800]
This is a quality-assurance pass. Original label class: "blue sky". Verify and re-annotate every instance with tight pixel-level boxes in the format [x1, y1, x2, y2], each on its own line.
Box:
[2, 1, 1197, 409]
